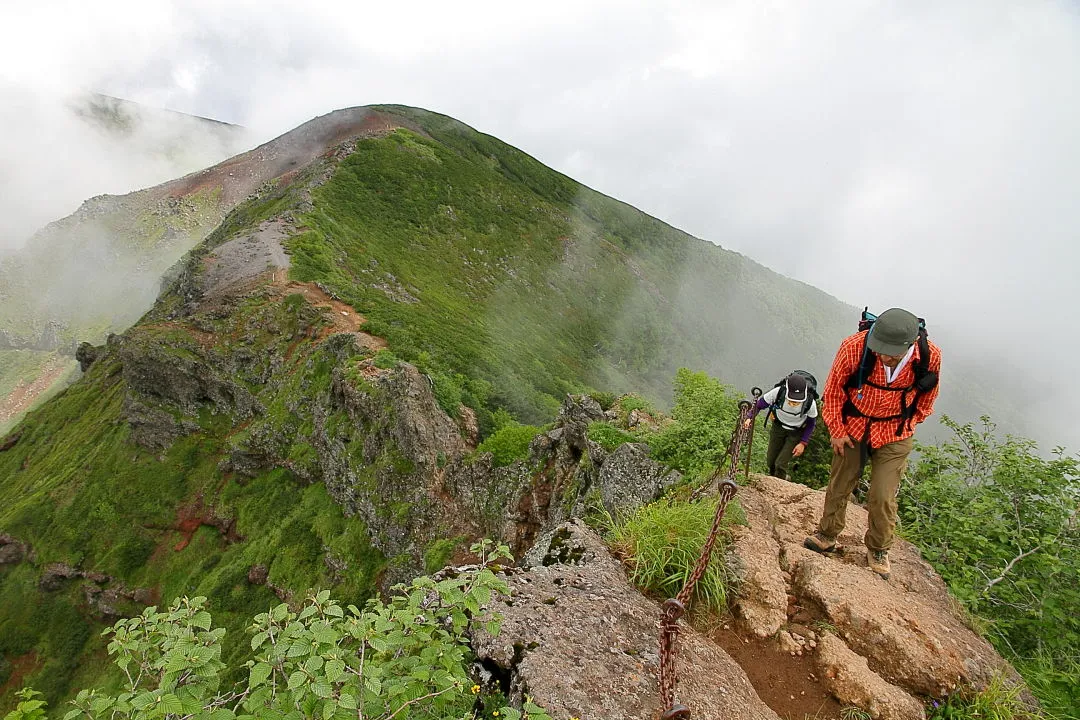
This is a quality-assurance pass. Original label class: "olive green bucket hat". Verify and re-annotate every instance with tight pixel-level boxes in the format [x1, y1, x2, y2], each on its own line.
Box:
[867, 308, 919, 356]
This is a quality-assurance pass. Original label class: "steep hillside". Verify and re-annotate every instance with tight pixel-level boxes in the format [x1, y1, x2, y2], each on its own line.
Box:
[0, 105, 1029, 714]
[0, 107, 401, 433]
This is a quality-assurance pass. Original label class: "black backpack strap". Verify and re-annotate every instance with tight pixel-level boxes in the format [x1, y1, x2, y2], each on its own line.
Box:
[843, 326, 938, 438]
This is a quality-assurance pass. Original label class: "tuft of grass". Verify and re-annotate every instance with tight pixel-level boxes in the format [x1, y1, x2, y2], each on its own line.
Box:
[927, 676, 1040, 720]
[606, 497, 744, 615]
[586, 421, 636, 452]
[1004, 653, 1079, 720]
[840, 707, 872, 720]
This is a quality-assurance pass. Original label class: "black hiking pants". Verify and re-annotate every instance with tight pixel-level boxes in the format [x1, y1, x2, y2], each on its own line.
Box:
[766, 421, 803, 480]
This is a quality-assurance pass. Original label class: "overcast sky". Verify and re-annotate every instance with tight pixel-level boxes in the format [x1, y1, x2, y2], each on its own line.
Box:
[1, 0, 1077, 448]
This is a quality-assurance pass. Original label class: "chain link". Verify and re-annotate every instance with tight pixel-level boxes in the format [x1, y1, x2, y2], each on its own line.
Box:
[658, 393, 757, 718]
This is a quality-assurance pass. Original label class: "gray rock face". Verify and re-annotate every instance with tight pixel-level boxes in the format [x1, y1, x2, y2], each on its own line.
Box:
[117, 330, 257, 449]
[0, 533, 29, 565]
[592, 442, 680, 519]
[471, 521, 781, 720]
[444, 394, 678, 560]
[76, 341, 100, 372]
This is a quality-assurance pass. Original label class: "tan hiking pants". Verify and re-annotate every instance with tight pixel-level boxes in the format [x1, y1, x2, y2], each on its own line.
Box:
[817, 435, 913, 551]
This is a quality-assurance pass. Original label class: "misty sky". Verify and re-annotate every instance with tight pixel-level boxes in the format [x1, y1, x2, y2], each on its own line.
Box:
[2, 1, 1078, 448]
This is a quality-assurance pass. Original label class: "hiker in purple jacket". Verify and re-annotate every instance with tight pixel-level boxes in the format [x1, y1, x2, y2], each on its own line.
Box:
[744, 372, 819, 480]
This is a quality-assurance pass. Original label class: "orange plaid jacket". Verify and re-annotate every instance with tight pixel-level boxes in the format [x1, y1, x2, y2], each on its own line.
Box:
[821, 330, 941, 448]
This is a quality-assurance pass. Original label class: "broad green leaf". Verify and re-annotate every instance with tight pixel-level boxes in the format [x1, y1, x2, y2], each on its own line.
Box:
[287, 671, 307, 691]
[330, 659, 349, 684]
[249, 662, 272, 688]
[251, 631, 269, 651]
[160, 694, 185, 715]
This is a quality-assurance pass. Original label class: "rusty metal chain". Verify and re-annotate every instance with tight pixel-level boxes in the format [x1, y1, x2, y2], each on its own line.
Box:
[744, 387, 762, 481]
[687, 387, 762, 503]
[658, 392, 758, 719]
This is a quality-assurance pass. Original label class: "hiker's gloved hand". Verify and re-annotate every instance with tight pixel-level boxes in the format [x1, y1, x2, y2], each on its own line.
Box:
[831, 435, 854, 456]
[793, 442, 806, 457]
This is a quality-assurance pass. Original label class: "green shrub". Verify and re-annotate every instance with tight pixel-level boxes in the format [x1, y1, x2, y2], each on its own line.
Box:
[476, 422, 542, 467]
[618, 394, 655, 416]
[372, 348, 399, 370]
[429, 371, 463, 417]
[48, 542, 552, 720]
[587, 422, 636, 452]
[3, 688, 47, 720]
[900, 416, 1080, 716]
[607, 497, 744, 614]
[645, 369, 741, 479]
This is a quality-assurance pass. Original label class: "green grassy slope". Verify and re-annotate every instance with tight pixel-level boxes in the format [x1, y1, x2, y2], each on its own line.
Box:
[0, 104, 970, 711]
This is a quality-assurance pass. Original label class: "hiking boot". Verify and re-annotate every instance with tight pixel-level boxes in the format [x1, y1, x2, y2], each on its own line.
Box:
[803, 532, 837, 553]
[868, 549, 891, 580]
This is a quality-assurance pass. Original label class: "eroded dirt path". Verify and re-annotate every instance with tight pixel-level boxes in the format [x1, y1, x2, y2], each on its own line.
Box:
[0, 355, 73, 426]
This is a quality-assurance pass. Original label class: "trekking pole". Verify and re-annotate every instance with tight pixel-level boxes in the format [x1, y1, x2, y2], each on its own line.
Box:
[745, 387, 762, 481]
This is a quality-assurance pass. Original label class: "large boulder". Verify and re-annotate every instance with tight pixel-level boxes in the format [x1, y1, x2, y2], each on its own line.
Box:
[471, 520, 781, 720]
[727, 474, 1026, 716]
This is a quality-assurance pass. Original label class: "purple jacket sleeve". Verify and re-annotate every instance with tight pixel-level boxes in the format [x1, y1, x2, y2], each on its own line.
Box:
[800, 417, 816, 444]
[750, 397, 770, 417]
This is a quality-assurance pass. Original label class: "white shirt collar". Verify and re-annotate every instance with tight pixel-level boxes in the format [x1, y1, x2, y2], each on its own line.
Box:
[884, 343, 916, 384]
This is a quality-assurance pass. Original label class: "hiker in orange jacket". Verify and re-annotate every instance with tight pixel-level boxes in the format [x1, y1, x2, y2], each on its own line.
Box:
[803, 308, 941, 580]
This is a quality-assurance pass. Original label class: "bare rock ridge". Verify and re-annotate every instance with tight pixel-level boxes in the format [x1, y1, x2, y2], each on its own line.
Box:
[471, 520, 781, 720]
[474, 477, 1026, 720]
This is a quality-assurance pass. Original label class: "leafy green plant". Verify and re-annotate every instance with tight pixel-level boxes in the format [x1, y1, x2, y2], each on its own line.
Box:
[839, 706, 872, 720]
[3, 689, 47, 720]
[900, 416, 1079, 716]
[475, 423, 543, 468]
[607, 497, 744, 614]
[49, 541, 551, 720]
[372, 349, 399, 370]
[586, 422, 636, 452]
[644, 369, 742, 479]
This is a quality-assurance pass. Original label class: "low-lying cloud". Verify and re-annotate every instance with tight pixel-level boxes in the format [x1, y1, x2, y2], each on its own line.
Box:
[1, 0, 1076, 448]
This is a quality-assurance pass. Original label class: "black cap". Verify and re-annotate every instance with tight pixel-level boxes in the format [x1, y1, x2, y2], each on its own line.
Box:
[785, 373, 808, 402]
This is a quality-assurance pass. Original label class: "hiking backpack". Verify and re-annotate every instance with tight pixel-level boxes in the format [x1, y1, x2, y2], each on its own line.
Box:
[765, 370, 819, 427]
[843, 308, 939, 437]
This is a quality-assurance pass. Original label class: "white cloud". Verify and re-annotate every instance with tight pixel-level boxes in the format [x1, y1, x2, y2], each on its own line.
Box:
[1, 0, 1078, 447]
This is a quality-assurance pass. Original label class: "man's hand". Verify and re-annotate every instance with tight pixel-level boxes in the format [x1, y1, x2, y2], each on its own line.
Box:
[743, 417, 753, 429]
[831, 435, 854, 456]
[792, 442, 806, 457]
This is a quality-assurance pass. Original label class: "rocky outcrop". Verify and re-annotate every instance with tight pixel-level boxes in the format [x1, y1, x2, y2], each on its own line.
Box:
[76, 341, 100, 372]
[444, 394, 679, 560]
[470, 520, 780, 720]
[0, 533, 30, 565]
[38, 562, 152, 620]
[726, 474, 1026, 718]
